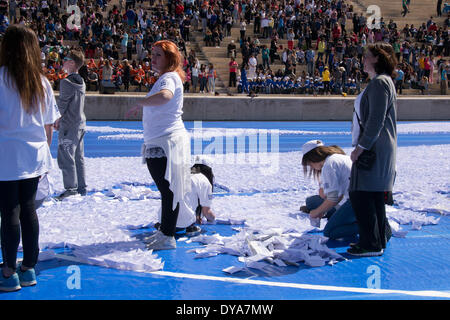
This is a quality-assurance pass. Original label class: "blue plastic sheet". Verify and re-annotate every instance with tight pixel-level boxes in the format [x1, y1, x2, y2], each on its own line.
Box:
[1, 121, 449, 300]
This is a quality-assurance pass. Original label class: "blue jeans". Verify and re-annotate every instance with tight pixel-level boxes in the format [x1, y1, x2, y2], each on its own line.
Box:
[306, 195, 359, 239]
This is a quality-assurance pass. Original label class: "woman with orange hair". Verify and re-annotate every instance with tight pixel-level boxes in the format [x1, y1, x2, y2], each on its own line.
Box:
[126, 40, 190, 250]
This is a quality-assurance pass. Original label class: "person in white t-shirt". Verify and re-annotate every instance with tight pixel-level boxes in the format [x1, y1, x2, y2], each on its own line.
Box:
[126, 40, 191, 251]
[248, 54, 257, 80]
[300, 140, 359, 240]
[154, 157, 216, 236]
[0, 25, 60, 291]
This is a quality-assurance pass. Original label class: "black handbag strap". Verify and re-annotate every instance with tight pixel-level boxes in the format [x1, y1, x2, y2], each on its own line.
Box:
[355, 77, 396, 131]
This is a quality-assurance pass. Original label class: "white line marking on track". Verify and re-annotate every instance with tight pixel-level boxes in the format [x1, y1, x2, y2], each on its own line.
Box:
[54, 254, 450, 298]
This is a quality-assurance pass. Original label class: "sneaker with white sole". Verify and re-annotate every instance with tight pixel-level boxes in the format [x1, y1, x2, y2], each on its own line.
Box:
[146, 231, 176, 250]
[347, 245, 383, 257]
[185, 224, 202, 237]
[17, 265, 37, 287]
[143, 231, 160, 244]
[0, 272, 21, 292]
[55, 189, 79, 201]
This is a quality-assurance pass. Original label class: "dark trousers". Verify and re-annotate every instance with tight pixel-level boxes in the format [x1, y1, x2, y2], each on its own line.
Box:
[0, 177, 40, 269]
[349, 191, 390, 251]
[324, 81, 330, 93]
[146, 157, 179, 237]
[229, 72, 237, 87]
[396, 80, 403, 94]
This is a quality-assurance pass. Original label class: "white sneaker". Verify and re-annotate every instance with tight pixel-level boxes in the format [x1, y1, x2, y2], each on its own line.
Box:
[143, 231, 159, 244]
[146, 231, 176, 250]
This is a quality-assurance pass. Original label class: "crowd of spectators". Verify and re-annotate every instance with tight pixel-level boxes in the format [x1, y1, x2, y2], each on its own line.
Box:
[0, 0, 448, 95]
[0, 0, 191, 92]
[225, 0, 450, 95]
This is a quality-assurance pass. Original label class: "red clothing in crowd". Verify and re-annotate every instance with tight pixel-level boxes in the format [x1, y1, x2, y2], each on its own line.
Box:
[229, 60, 238, 73]
[175, 3, 184, 15]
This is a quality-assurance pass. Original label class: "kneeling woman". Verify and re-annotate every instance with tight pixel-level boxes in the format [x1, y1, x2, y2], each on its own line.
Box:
[301, 140, 358, 239]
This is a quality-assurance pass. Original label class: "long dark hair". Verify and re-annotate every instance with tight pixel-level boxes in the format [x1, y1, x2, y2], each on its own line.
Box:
[191, 164, 214, 192]
[0, 25, 45, 113]
[366, 42, 398, 79]
[302, 145, 346, 181]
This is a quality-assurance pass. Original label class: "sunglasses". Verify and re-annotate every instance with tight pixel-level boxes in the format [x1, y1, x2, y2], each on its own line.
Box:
[63, 57, 74, 61]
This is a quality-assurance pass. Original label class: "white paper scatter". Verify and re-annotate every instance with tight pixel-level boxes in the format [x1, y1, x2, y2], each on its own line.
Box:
[189, 227, 345, 274]
[386, 206, 440, 232]
[222, 266, 244, 274]
[71, 244, 164, 272]
[38, 250, 56, 261]
[85, 125, 143, 134]
[273, 259, 287, 267]
[34, 141, 447, 275]
[215, 218, 246, 225]
[98, 133, 144, 141]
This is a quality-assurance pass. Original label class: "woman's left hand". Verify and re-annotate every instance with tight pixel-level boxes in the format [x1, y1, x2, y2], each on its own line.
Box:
[350, 145, 364, 162]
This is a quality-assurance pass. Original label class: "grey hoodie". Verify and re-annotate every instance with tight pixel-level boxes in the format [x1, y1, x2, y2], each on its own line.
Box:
[57, 73, 86, 130]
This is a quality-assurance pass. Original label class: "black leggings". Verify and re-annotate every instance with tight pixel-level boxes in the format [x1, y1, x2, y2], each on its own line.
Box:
[0, 177, 40, 269]
[146, 157, 179, 237]
[349, 191, 390, 251]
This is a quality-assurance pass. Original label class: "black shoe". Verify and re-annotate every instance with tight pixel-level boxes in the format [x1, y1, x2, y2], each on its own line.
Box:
[349, 242, 359, 248]
[77, 188, 87, 196]
[383, 223, 392, 249]
[299, 205, 310, 213]
[55, 190, 79, 201]
[185, 224, 202, 237]
[347, 245, 383, 257]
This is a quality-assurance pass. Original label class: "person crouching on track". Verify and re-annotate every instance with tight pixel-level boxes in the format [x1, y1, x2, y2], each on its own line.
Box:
[152, 157, 216, 238]
[300, 140, 359, 240]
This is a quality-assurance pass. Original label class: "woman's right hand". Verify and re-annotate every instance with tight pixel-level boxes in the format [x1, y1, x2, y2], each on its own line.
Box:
[350, 145, 364, 162]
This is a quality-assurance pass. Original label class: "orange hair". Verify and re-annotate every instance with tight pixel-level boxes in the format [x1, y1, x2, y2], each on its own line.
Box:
[153, 40, 185, 82]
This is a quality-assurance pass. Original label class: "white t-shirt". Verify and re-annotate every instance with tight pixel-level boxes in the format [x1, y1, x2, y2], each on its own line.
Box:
[0, 67, 60, 181]
[143, 71, 185, 142]
[158, 173, 213, 228]
[320, 154, 352, 203]
[261, 17, 269, 28]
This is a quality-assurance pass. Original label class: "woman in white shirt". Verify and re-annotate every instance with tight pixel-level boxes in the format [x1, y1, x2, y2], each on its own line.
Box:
[248, 54, 257, 80]
[101, 60, 113, 83]
[240, 19, 246, 40]
[300, 140, 359, 240]
[126, 40, 191, 250]
[0, 25, 60, 291]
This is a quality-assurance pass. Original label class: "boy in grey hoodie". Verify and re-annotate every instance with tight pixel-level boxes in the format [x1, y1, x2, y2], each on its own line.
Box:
[55, 50, 87, 200]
